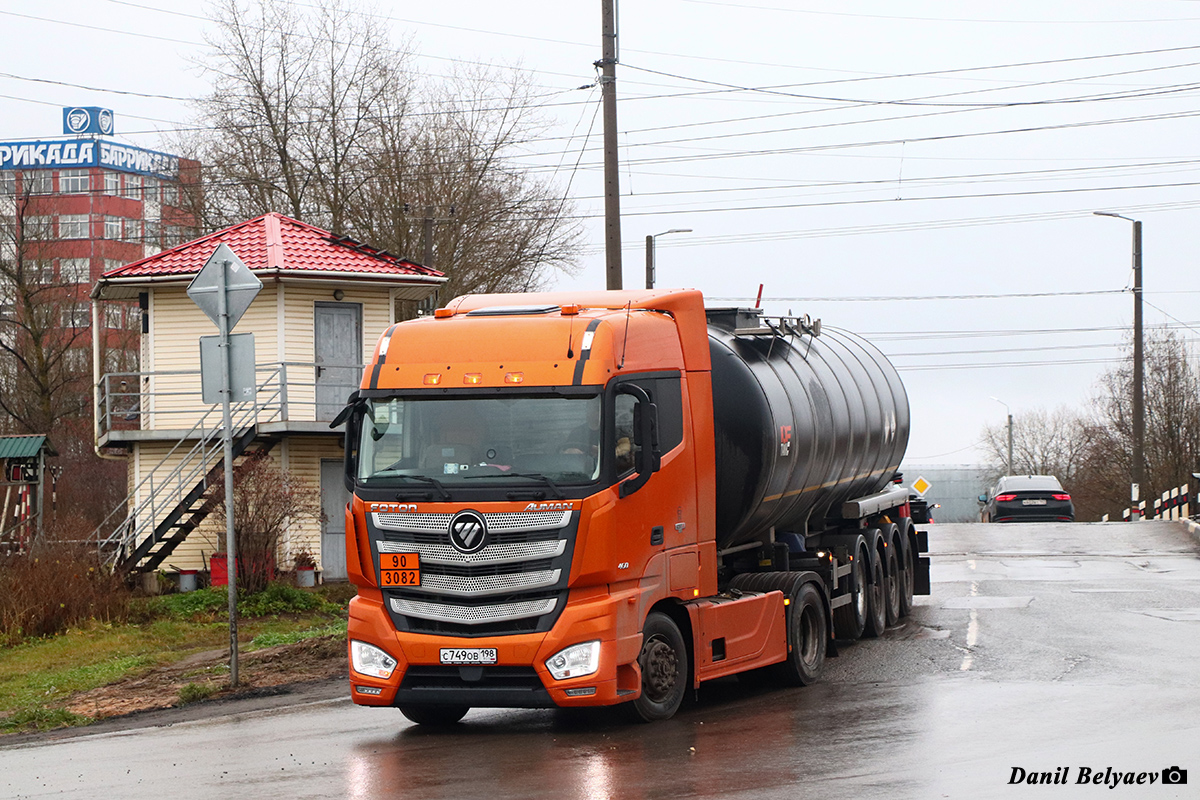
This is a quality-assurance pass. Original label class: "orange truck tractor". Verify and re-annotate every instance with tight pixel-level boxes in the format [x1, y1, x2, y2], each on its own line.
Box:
[334, 289, 929, 724]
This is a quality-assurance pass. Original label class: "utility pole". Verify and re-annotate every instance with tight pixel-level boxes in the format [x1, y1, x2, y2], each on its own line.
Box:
[645, 228, 692, 289]
[599, 0, 622, 289]
[990, 396, 1014, 474]
[422, 205, 435, 268]
[1095, 212, 1145, 518]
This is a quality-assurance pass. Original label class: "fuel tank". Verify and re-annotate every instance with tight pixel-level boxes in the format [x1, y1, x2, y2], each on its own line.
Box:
[706, 308, 909, 549]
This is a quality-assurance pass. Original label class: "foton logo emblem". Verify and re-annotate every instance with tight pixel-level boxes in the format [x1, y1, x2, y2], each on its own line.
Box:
[449, 510, 488, 554]
[524, 502, 574, 511]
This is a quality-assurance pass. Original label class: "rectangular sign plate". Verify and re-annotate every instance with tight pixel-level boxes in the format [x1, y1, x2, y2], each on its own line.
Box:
[378, 552, 420, 587]
[440, 648, 498, 666]
[1022, 499, 1047, 506]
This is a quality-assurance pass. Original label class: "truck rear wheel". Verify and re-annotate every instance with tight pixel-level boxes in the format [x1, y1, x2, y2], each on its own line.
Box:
[628, 611, 688, 722]
[832, 545, 867, 640]
[863, 541, 888, 638]
[883, 538, 902, 626]
[777, 581, 827, 685]
[398, 704, 470, 726]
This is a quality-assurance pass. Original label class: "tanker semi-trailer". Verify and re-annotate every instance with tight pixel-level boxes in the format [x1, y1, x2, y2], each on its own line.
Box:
[335, 289, 929, 724]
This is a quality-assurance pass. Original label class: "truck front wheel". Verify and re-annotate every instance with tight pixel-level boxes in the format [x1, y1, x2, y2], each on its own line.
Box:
[398, 704, 470, 726]
[628, 612, 688, 722]
[777, 581, 827, 685]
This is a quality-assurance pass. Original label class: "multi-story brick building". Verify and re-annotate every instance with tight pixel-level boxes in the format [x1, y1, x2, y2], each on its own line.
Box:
[0, 106, 200, 339]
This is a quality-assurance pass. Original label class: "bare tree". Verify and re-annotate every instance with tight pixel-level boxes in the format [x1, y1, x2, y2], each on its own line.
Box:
[1075, 327, 1200, 519]
[189, 0, 581, 306]
[979, 406, 1090, 487]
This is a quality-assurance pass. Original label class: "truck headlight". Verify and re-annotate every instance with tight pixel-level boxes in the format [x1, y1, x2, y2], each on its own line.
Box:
[351, 640, 398, 679]
[545, 640, 601, 680]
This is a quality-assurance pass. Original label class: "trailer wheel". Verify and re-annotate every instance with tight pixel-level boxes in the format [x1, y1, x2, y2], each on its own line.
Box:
[627, 612, 688, 722]
[897, 521, 915, 617]
[832, 546, 867, 640]
[398, 704, 470, 726]
[777, 581, 827, 685]
[883, 538, 901, 625]
[863, 539, 888, 638]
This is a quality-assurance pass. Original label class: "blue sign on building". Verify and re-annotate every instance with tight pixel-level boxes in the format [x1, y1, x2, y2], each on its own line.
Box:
[0, 138, 179, 179]
[62, 107, 115, 136]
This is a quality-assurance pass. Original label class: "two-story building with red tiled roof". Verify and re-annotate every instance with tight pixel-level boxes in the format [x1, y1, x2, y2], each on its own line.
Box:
[90, 212, 445, 581]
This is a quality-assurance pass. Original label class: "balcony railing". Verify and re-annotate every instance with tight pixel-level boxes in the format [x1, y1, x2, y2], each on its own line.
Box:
[96, 361, 364, 439]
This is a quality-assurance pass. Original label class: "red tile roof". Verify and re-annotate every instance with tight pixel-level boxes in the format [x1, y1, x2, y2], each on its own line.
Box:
[102, 213, 443, 281]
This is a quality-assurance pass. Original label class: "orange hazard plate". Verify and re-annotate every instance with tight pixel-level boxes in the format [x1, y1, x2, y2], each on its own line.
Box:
[378, 552, 420, 587]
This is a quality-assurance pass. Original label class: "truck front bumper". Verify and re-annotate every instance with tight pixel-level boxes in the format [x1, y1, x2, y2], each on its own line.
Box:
[347, 587, 643, 709]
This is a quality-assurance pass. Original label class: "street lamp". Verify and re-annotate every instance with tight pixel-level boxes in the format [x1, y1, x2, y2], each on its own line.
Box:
[990, 396, 1014, 475]
[645, 228, 692, 289]
[1094, 211, 1144, 518]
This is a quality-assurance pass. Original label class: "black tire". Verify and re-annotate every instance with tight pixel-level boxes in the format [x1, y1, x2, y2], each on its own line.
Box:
[398, 704, 470, 726]
[831, 546, 867, 640]
[627, 611, 688, 722]
[897, 521, 915, 617]
[863, 538, 888, 638]
[883, 538, 901, 626]
[776, 582, 827, 686]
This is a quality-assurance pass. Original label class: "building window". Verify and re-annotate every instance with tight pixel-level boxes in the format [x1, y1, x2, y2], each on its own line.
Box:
[0, 173, 14, 195]
[123, 217, 142, 242]
[104, 258, 125, 274]
[59, 169, 90, 194]
[143, 176, 158, 202]
[22, 172, 51, 195]
[124, 173, 142, 197]
[161, 182, 178, 206]
[104, 171, 120, 195]
[22, 215, 53, 238]
[29, 262, 54, 284]
[60, 258, 91, 283]
[59, 214, 89, 239]
[64, 302, 91, 328]
[104, 304, 123, 329]
[104, 216, 122, 239]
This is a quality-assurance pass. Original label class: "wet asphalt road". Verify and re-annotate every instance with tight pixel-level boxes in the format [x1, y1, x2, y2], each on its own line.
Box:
[3, 521, 1199, 799]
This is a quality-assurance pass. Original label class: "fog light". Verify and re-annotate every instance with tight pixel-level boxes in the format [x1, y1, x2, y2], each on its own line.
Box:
[351, 640, 398, 679]
[545, 640, 601, 680]
[355, 685, 383, 696]
[564, 687, 597, 697]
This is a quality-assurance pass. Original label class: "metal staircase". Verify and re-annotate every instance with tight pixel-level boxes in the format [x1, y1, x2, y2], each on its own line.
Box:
[91, 377, 286, 576]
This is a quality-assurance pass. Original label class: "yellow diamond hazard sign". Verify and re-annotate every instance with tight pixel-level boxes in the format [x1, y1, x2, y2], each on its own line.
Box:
[912, 476, 931, 496]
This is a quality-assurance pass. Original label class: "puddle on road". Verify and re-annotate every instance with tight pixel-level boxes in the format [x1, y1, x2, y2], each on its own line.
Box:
[941, 596, 1034, 609]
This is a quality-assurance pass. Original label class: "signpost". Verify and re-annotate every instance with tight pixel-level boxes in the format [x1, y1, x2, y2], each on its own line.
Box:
[187, 243, 262, 687]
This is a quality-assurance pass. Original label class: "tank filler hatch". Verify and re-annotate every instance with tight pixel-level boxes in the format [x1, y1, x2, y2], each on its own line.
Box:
[705, 308, 821, 339]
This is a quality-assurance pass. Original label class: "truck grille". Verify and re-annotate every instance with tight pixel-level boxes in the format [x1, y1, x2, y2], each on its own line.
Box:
[372, 509, 577, 637]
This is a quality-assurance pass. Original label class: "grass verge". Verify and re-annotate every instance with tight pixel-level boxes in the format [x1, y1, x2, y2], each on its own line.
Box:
[0, 583, 351, 735]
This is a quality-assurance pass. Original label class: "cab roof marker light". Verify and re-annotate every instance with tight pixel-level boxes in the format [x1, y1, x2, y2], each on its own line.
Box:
[423, 373, 442, 385]
[561, 304, 581, 316]
[463, 373, 482, 384]
[433, 308, 455, 319]
[504, 372, 524, 384]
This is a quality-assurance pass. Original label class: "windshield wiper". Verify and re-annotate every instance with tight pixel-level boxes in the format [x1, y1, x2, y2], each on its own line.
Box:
[388, 474, 451, 501]
[464, 472, 565, 499]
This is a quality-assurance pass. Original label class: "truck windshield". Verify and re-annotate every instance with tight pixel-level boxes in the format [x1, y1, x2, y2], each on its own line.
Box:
[357, 395, 603, 485]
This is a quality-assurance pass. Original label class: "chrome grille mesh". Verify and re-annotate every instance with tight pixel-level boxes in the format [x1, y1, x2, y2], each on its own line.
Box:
[391, 596, 558, 625]
[378, 539, 565, 565]
[373, 509, 571, 533]
[420, 569, 560, 596]
[375, 508, 573, 631]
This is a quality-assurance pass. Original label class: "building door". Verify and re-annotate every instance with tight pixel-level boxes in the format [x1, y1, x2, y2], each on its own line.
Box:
[314, 302, 361, 421]
[320, 459, 350, 581]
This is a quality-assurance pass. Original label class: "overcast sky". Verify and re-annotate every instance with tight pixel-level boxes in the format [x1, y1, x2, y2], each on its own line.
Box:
[4, 1, 1200, 478]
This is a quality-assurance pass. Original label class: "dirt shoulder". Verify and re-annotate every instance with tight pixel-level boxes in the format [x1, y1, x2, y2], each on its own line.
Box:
[2, 635, 349, 746]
